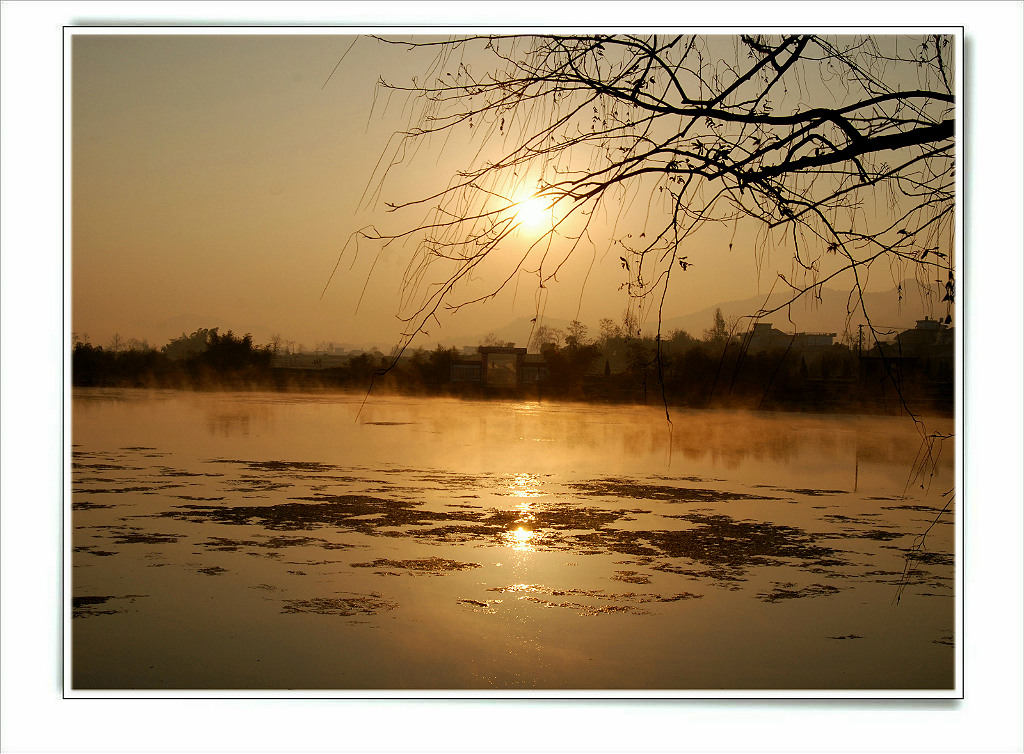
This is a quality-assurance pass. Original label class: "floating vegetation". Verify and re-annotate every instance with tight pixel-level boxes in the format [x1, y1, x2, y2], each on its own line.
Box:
[566, 513, 842, 575]
[777, 488, 848, 496]
[197, 566, 227, 576]
[651, 563, 747, 585]
[350, 557, 481, 574]
[852, 529, 905, 541]
[72, 596, 119, 618]
[456, 598, 498, 612]
[76, 484, 183, 494]
[208, 459, 342, 474]
[486, 583, 547, 594]
[569, 480, 774, 503]
[109, 531, 181, 545]
[154, 466, 206, 477]
[611, 570, 651, 584]
[758, 582, 843, 602]
[73, 501, 114, 510]
[882, 503, 944, 512]
[525, 597, 652, 616]
[163, 494, 433, 532]
[485, 584, 702, 614]
[828, 634, 863, 640]
[73, 545, 119, 557]
[72, 594, 144, 618]
[898, 549, 954, 567]
[72, 462, 140, 471]
[413, 472, 493, 489]
[200, 535, 354, 552]
[281, 593, 397, 617]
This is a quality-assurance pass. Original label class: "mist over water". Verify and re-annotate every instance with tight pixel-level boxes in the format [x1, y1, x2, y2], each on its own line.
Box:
[71, 388, 955, 691]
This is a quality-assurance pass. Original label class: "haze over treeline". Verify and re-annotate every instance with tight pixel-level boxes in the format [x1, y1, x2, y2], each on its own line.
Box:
[84, 280, 942, 358]
[72, 301, 953, 416]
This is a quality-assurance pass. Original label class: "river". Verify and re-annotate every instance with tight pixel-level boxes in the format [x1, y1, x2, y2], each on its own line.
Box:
[70, 388, 956, 692]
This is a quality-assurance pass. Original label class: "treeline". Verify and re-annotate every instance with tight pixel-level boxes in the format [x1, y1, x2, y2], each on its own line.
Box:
[521, 315, 858, 409]
[73, 328, 274, 388]
[72, 315, 951, 414]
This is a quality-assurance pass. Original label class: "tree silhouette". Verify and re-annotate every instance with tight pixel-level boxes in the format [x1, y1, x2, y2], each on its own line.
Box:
[346, 34, 954, 357]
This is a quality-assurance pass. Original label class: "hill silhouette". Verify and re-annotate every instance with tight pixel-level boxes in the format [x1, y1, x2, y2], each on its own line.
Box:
[659, 280, 951, 341]
[432, 282, 950, 350]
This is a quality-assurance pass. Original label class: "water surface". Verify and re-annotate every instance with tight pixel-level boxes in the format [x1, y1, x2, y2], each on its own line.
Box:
[70, 389, 955, 691]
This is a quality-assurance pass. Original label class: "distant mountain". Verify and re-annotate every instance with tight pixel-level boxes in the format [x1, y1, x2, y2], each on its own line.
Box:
[421, 282, 951, 351]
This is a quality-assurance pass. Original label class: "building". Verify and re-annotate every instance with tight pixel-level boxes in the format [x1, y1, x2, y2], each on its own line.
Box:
[861, 317, 954, 382]
[450, 346, 548, 387]
[743, 322, 836, 354]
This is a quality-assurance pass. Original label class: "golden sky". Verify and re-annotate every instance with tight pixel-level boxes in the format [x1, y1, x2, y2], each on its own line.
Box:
[72, 32, 952, 351]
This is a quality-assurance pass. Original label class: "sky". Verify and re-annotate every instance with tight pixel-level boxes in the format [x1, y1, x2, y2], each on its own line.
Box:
[71, 31, 952, 352]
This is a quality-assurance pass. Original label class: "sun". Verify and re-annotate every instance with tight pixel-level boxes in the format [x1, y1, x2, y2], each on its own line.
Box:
[513, 196, 552, 229]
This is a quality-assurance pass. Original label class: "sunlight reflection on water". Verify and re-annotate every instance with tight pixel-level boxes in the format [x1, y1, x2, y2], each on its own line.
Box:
[503, 526, 536, 552]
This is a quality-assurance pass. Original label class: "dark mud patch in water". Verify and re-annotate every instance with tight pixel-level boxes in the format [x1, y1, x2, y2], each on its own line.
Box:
[351, 557, 481, 574]
[281, 593, 397, 617]
[197, 566, 227, 576]
[828, 634, 863, 640]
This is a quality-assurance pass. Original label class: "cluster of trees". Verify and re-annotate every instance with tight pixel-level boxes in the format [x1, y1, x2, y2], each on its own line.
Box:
[72, 328, 273, 388]
[72, 310, 949, 413]
[519, 312, 856, 408]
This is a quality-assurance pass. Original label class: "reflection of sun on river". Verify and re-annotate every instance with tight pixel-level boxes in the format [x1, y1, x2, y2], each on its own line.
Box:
[505, 472, 541, 552]
[504, 526, 536, 552]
